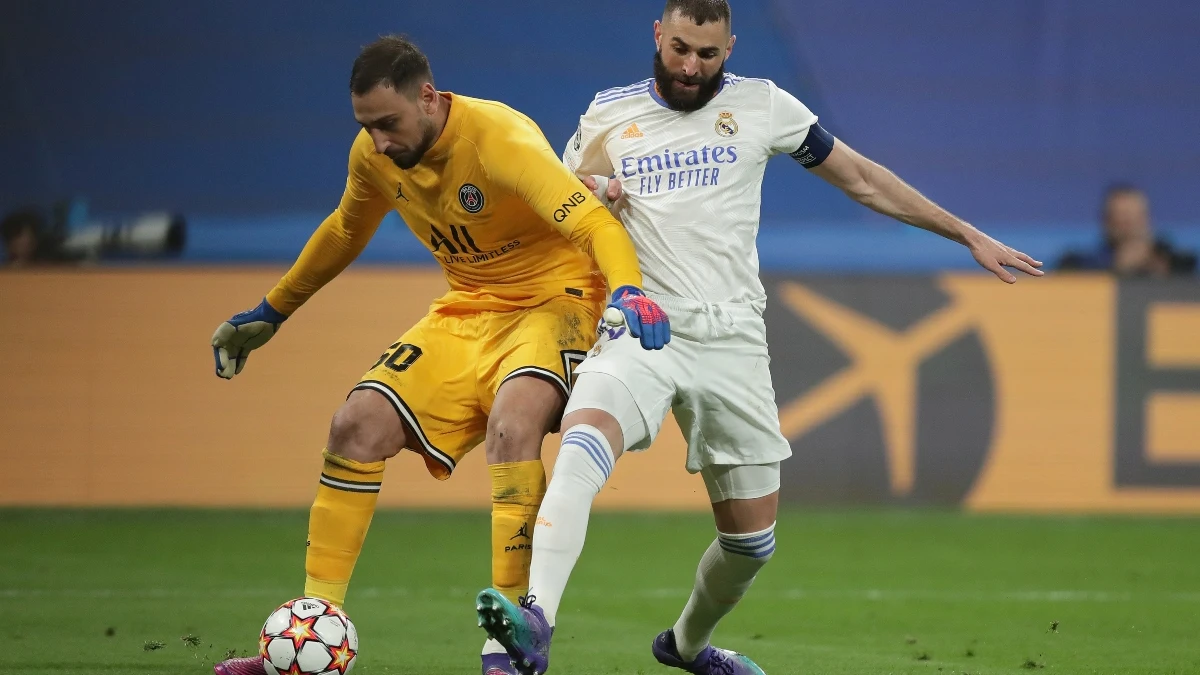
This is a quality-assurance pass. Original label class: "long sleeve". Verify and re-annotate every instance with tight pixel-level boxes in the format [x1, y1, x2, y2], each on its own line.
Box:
[560, 207, 642, 291]
[561, 101, 614, 178]
[485, 130, 642, 293]
[266, 145, 392, 314]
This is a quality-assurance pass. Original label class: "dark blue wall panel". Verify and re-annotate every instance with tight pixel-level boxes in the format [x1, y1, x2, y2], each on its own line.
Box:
[2, 1, 1196, 248]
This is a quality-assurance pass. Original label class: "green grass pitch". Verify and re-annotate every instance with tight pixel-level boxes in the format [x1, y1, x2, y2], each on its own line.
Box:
[2, 509, 1198, 674]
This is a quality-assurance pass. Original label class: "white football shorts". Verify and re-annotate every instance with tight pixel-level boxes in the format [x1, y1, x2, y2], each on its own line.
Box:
[565, 292, 793, 479]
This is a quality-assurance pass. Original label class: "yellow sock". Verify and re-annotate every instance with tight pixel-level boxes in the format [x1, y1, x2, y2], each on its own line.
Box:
[304, 450, 385, 606]
[489, 460, 547, 603]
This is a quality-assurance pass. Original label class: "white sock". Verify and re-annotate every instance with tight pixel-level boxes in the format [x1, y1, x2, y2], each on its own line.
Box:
[527, 424, 614, 626]
[481, 638, 507, 656]
[672, 523, 776, 662]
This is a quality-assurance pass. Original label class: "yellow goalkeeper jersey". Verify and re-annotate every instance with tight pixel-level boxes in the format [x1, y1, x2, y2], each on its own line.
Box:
[266, 93, 641, 315]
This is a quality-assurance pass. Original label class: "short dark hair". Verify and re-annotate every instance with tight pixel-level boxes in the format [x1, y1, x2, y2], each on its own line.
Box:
[350, 35, 434, 97]
[664, 0, 731, 26]
[1102, 182, 1144, 203]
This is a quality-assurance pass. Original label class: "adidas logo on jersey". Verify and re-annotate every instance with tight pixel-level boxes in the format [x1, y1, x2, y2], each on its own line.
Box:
[621, 123, 644, 139]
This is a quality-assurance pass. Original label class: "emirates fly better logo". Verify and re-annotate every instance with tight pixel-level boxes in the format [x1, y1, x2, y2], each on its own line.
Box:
[764, 277, 995, 505]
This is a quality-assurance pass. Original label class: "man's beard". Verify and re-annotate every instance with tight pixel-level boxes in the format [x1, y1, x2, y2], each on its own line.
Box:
[653, 49, 724, 112]
[387, 117, 438, 169]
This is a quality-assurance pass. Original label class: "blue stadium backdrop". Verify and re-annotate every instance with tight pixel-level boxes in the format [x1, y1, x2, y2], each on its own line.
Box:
[2, 0, 1199, 269]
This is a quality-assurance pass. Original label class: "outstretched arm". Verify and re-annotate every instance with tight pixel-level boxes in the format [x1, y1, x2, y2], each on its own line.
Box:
[211, 137, 390, 379]
[762, 80, 1042, 283]
[266, 151, 392, 314]
[810, 140, 1044, 283]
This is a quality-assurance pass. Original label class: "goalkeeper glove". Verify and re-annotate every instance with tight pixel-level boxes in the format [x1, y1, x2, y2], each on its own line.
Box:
[607, 286, 671, 350]
[211, 298, 289, 379]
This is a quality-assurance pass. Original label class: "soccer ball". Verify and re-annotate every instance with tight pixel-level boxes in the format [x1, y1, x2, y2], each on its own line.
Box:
[259, 597, 358, 675]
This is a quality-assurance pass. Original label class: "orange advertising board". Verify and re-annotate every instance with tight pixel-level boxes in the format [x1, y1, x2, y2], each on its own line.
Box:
[0, 269, 708, 510]
[1, 269, 1198, 512]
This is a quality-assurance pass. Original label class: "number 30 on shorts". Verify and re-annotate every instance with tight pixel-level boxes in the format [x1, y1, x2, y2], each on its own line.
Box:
[372, 342, 423, 372]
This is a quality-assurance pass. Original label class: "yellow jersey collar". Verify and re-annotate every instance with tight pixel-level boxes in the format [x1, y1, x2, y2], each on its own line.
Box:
[424, 92, 461, 162]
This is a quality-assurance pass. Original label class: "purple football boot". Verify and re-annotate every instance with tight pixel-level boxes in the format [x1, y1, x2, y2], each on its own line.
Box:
[482, 652, 520, 675]
[212, 655, 265, 675]
[652, 629, 767, 675]
[475, 588, 552, 675]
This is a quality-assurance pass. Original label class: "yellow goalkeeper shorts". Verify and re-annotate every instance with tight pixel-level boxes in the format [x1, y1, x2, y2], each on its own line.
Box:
[351, 295, 599, 479]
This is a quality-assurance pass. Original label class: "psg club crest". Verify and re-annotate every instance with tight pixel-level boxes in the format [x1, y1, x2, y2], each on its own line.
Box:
[459, 183, 484, 213]
[715, 111, 738, 138]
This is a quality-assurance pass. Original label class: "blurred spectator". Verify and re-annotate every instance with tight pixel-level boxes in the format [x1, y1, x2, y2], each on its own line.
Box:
[2, 204, 186, 266]
[1, 210, 51, 266]
[1058, 184, 1197, 276]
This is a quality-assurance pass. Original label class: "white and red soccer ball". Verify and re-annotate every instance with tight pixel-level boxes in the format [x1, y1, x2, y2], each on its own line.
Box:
[259, 597, 358, 675]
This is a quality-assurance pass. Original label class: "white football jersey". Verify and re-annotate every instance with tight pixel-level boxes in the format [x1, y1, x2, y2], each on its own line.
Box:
[563, 74, 819, 305]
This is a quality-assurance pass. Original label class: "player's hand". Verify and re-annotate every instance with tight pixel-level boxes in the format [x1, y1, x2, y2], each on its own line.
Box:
[211, 298, 289, 379]
[581, 175, 623, 206]
[967, 233, 1044, 284]
[607, 286, 670, 350]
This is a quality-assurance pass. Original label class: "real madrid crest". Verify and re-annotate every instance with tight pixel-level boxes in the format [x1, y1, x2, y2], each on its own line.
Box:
[715, 111, 738, 138]
[458, 183, 484, 213]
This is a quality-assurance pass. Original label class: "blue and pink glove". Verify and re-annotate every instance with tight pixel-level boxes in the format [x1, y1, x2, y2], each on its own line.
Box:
[606, 286, 671, 350]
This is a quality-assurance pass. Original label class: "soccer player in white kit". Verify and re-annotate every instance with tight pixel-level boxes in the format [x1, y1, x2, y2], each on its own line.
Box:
[476, 2, 1044, 673]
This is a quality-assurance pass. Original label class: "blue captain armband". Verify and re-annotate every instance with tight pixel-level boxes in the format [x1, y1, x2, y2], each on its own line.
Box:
[789, 123, 836, 168]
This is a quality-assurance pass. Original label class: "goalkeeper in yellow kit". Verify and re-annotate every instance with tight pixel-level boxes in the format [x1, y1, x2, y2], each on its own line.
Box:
[209, 36, 670, 675]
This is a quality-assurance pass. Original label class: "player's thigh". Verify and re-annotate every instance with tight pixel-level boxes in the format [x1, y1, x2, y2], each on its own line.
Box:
[353, 313, 487, 480]
[560, 410, 626, 458]
[487, 375, 564, 463]
[567, 321, 677, 453]
[481, 296, 602, 461]
[483, 295, 602, 408]
[675, 338, 792, 472]
[703, 463, 781, 534]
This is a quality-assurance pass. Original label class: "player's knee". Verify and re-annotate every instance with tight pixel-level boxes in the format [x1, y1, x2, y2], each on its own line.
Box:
[327, 393, 404, 463]
[561, 409, 624, 454]
[554, 424, 615, 490]
[485, 414, 545, 463]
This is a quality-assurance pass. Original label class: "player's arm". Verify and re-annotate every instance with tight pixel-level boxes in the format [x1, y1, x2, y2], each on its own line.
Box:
[551, 102, 634, 283]
[211, 144, 392, 378]
[766, 83, 1043, 283]
[487, 126, 670, 350]
[562, 103, 625, 204]
[809, 140, 1042, 282]
[263, 175, 390, 314]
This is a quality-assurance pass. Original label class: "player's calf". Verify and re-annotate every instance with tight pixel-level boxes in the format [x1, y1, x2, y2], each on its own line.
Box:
[657, 500, 776, 675]
[519, 378, 637, 627]
[306, 390, 404, 606]
[488, 456, 547, 601]
[523, 421, 618, 626]
[485, 375, 562, 601]
[672, 523, 777, 663]
[670, 470, 781, 664]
